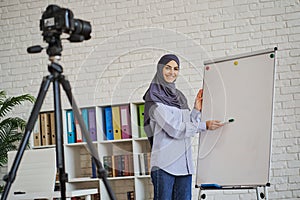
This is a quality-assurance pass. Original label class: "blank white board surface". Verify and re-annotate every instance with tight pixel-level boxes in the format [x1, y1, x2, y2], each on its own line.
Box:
[7, 148, 56, 199]
[196, 48, 276, 187]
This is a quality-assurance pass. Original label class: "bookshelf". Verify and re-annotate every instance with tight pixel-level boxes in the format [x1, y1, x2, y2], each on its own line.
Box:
[32, 102, 152, 200]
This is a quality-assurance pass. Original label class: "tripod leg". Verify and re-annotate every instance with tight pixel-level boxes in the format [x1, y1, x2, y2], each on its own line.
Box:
[59, 76, 99, 160]
[1, 75, 53, 200]
[59, 76, 116, 200]
[53, 78, 67, 200]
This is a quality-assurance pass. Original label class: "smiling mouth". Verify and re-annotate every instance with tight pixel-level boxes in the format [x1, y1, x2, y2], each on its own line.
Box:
[167, 76, 175, 78]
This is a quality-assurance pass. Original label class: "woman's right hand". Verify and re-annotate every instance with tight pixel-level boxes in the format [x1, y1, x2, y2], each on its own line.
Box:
[206, 120, 224, 130]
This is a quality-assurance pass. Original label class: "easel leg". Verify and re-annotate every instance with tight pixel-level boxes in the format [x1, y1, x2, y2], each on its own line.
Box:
[198, 188, 201, 200]
[256, 186, 267, 200]
[264, 186, 268, 200]
[256, 187, 260, 200]
[198, 188, 206, 199]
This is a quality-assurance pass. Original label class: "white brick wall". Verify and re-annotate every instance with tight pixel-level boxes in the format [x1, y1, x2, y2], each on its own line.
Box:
[0, 0, 299, 199]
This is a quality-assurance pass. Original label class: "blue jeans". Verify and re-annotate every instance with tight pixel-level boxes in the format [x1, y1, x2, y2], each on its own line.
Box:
[151, 167, 192, 200]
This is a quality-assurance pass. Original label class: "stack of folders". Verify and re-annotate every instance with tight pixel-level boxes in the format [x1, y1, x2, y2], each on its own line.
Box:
[103, 154, 134, 177]
[33, 112, 56, 147]
[66, 108, 97, 144]
[103, 104, 132, 141]
[138, 152, 151, 176]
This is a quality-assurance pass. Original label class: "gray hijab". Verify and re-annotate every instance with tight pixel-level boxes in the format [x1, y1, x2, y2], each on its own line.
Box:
[143, 54, 189, 146]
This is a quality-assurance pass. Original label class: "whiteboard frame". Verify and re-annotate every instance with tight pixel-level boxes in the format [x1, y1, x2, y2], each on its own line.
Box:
[204, 47, 277, 65]
[196, 47, 277, 189]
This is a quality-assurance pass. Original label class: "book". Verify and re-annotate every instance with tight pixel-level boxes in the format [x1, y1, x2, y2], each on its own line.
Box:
[121, 155, 126, 176]
[144, 152, 151, 175]
[138, 153, 146, 175]
[124, 154, 134, 176]
[127, 191, 134, 200]
[103, 156, 113, 177]
[91, 157, 97, 178]
[114, 155, 123, 177]
[129, 154, 134, 176]
[103, 154, 133, 177]
[111, 155, 116, 177]
[138, 153, 151, 176]
[93, 193, 100, 200]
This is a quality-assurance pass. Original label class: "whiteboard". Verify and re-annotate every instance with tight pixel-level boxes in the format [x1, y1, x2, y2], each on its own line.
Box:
[7, 148, 56, 199]
[196, 48, 276, 187]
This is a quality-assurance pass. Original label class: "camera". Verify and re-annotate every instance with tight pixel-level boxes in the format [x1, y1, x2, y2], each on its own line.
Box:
[40, 5, 91, 42]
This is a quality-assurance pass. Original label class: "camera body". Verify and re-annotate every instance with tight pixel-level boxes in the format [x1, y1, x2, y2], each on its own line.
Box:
[40, 5, 91, 42]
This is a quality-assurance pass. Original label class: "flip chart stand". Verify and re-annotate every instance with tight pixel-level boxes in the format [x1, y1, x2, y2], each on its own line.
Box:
[196, 184, 270, 200]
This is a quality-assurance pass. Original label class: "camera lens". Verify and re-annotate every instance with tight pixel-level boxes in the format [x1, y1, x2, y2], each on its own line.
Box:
[73, 19, 91, 40]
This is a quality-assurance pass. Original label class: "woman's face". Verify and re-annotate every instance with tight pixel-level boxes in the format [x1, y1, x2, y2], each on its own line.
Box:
[162, 60, 179, 83]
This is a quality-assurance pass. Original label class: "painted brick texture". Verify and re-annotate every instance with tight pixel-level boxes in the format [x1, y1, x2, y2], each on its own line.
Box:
[0, 0, 299, 199]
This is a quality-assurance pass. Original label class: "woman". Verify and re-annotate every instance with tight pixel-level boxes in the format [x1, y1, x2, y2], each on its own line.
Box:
[143, 54, 223, 200]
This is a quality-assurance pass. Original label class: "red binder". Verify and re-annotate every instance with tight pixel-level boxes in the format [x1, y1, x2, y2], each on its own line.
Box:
[75, 117, 83, 143]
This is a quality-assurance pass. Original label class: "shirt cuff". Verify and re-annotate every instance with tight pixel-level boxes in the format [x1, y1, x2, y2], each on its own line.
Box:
[191, 108, 206, 132]
[191, 108, 201, 118]
[197, 122, 207, 132]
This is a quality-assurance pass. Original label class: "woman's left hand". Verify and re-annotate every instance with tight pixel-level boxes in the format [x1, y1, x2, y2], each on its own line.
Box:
[194, 89, 203, 111]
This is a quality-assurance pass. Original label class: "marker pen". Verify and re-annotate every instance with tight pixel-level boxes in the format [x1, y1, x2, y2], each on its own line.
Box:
[222, 118, 234, 124]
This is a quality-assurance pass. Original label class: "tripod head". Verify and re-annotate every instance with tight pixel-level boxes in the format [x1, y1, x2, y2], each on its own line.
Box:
[44, 32, 63, 57]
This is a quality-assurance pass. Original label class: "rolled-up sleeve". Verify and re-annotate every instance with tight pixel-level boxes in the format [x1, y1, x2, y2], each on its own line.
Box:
[191, 108, 207, 132]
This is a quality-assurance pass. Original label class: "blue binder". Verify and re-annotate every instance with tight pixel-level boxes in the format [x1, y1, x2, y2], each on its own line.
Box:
[104, 107, 114, 140]
[66, 110, 76, 143]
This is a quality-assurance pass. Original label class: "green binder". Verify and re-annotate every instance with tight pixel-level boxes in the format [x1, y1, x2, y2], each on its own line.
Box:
[138, 104, 146, 138]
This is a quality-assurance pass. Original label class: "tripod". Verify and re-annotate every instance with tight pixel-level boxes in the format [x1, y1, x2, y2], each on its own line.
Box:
[1, 55, 116, 200]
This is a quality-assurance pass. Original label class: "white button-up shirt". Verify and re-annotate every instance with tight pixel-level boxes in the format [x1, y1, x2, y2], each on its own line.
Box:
[149, 102, 206, 176]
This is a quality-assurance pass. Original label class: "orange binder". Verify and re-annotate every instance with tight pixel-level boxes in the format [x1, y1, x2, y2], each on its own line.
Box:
[33, 117, 41, 147]
[40, 113, 51, 146]
[50, 112, 56, 145]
